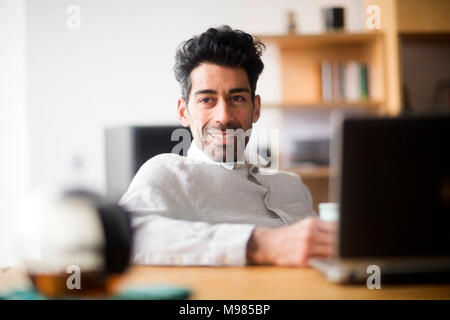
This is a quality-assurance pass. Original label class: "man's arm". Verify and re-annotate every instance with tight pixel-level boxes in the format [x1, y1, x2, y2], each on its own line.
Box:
[128, 212, 255, 266]
[128, 212, 336, 267]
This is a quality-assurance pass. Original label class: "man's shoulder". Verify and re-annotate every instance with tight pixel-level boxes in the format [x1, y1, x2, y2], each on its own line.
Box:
[258, 167, 302, 180]
[258, 168, 314, 212]
[144, 153, 187, 167]
[258, 167, 306, 187]
[124, 154, 196, 195]
[138, 153, 193, 175]
[135, 153, 210, 180]
[120, 154, 196, 208]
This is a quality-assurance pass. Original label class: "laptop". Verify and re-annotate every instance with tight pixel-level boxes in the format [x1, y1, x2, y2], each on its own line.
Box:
[308, 113, 450, 283]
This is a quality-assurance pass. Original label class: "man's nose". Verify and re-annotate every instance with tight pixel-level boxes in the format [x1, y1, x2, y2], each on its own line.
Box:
[212, 99, 234, 125]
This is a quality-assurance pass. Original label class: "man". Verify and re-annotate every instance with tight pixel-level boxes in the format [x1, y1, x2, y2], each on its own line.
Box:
[120, 26, 336, 267]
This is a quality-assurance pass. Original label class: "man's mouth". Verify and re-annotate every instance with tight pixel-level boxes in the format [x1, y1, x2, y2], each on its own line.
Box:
[206, 130, 236, 145]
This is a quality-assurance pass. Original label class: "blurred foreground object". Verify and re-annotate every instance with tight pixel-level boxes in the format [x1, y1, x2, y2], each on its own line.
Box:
[20, 189, 132, 298]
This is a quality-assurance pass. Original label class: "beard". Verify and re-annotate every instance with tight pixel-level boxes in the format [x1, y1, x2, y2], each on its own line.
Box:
[199, 123, 252, 163]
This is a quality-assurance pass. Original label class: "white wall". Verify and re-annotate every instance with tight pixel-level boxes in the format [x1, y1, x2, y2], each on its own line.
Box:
[0, 0, 365, 267]
[26, 0, 364, 194]
[0, 0, 27, 267]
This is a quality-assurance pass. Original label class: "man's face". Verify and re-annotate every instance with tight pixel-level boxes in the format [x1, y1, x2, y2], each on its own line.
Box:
[177, 63, 261, 162]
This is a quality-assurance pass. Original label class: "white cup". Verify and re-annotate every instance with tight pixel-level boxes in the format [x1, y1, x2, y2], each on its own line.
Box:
[319, 202, 339, 222]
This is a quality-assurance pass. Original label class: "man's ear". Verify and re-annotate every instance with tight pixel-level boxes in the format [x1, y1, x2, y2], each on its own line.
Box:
[252, 94, 261, 123]
[177, 97, 190, 127]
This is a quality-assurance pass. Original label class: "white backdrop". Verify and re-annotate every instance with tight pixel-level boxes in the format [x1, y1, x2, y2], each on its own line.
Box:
[0, 0, 27, 267]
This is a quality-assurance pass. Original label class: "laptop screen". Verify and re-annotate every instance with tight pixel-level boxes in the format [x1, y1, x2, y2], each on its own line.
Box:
[334, 114, 450, 258]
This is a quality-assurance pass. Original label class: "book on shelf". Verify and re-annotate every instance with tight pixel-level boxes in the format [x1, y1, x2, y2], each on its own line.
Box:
[320, 61, 369, 103]
[331, 62, 341, 101]
[321, 61, 332, 102]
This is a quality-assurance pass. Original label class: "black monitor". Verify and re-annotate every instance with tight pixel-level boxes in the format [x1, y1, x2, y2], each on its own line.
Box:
[105, 126, 192, 200]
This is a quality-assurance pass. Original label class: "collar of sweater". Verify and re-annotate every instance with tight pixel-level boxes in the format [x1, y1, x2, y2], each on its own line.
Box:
[187, 139, 269, 171]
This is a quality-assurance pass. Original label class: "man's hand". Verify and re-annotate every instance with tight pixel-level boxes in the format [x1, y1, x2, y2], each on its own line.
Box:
[247, 217, 337, 266]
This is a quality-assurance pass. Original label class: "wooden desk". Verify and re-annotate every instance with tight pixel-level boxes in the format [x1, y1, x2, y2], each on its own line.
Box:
[2, 266, 450, 299]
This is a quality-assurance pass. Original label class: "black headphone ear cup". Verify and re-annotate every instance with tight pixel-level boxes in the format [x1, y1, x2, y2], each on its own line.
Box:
[97, 203, 132, 274]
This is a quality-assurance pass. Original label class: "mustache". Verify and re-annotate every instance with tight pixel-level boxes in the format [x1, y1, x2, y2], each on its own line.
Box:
[202, 123, 242, 135]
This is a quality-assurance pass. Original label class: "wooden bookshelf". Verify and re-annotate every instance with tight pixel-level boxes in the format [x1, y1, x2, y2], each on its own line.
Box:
[285, 166, 331, 179]
[258, 31, 387, 190]
[364, 0, 450, 114]
[258, 32, 386, 107]
[264, 100, 382, 109]
[395, 0, 450, 33]
[258, 32, 383, 48]
[257, 0, 449, 209]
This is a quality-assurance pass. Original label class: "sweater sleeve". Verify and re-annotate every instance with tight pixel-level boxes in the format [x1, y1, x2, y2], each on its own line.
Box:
[127, 213, 255, 266]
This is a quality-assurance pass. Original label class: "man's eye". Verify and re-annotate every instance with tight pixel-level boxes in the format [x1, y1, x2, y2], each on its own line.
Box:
[200, 97, 212, 103]
[232, 96, 245, 102]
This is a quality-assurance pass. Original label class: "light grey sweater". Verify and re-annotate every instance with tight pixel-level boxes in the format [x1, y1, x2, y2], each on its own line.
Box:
[120, 141, 316, 266]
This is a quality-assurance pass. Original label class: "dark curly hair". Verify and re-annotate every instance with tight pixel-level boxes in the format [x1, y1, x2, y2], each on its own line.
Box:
[174, 25, 265, 103]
